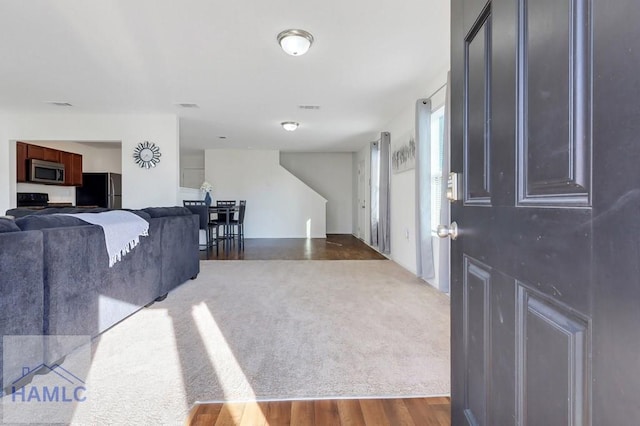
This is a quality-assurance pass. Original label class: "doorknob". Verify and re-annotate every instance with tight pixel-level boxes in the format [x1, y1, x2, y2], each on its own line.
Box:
[436, 222, 459, 240]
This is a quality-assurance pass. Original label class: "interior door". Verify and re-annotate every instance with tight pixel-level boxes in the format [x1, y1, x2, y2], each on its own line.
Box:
[357, 160, 366, 240]
[450, 0, 640, 424]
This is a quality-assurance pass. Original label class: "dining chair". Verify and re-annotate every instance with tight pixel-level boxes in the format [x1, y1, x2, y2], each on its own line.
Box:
[229, 200, 246, 251]
[183, 200, 215, 252]
[215, 200, 236, 244]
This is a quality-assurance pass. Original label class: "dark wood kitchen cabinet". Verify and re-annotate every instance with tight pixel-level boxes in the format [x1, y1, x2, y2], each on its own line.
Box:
[26, 144, 61, 163]
[19, 142, 83, 186]
[71, 153, 83, 186]
[26, 144, 45, 161]
[59, 152, 83, 186]
[43, 148, 59, 163]
[16, 142, 27, 182]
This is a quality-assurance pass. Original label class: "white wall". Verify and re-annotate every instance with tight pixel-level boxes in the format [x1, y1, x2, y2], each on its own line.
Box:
[387, 106, 419, 274]
[385, 69, 449, 276]
[280, 152, 353, 234]
[0, 113, 179, 213]
[180, 151, 205, 189]
[204, 149, 327, 238]
[16, 141, 122, 205]
[352, 67, 450, 276]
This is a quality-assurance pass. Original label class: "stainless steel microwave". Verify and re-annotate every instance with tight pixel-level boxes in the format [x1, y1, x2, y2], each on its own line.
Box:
[28, 159, 65, 184]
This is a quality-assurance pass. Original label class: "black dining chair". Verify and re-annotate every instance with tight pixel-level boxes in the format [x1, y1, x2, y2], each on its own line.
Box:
[229, 200, 246, 250]
[183, 200, 217, 253]
[215, 200, 236, 245]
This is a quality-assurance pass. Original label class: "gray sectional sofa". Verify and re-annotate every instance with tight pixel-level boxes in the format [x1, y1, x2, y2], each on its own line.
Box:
[0, 207, 199, 393]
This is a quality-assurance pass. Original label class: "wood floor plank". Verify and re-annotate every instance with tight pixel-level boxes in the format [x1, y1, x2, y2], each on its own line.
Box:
[337, 399, 367, 426]
[426, 396, 451, 405]
[358, 399, 391, 426]
[381, 398, 416, 426]
[290, 400, 315, 425]
[187, 397, 451, 426]
[185, 403, 202, 425]
[214, 402, 245, 426]
[238, 401, 267, 426]
[314, 399, 340, 425]
[266, 400, 292, 426]
[193, 414, 216, 426]
[402, 398, 442, 426]
[430, 403, 452, 426]
[203, 234, 387, 261]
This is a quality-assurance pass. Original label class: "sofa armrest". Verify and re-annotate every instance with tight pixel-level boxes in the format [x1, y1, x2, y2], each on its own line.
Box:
[157, 214, 200, 294]
[0, 231, 45, 390]
[41, 221, 162, 339]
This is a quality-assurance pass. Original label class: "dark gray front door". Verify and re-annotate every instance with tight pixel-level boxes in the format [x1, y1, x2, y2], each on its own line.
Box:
[450, 0, 640, 424]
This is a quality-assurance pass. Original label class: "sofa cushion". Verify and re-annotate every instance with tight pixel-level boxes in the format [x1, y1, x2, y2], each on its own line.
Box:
[142, 207, 193, 218]
[15, 215, 90, 231]
[124, 209, 152, 221]
[0, 218, 20, 233]
[5, 208, 38, 218]
[33, 207, 111, 215]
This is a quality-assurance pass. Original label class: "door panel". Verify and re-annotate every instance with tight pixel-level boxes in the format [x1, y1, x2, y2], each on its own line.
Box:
[517, 287, 589, 426]
[464, 8, 492, 204]
[519, 0, 591, 206]
[463, 257, 490, 426]
[357, 160, 366, 239]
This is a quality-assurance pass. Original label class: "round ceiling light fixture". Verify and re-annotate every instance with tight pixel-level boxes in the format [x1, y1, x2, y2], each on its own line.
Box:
[281, 121, 299, 132]
[277, 29, 314, 56]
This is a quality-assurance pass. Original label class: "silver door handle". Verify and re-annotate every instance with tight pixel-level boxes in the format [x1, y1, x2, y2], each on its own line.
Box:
[436, 222, 459, 240]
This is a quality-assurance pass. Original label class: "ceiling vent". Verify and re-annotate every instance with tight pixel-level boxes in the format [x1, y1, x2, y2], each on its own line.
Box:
[176, 103, 200, 108]
[45, 102, 73, 107]
[298, 105, 320, 110]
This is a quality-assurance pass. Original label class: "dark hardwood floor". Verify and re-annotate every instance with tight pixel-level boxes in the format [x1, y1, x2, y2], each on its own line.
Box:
[187, 396, 451, 426]
[200, 234, 387, 261]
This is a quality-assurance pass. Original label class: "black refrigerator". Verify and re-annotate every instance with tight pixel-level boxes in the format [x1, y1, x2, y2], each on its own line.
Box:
[76, 173, 122, 208]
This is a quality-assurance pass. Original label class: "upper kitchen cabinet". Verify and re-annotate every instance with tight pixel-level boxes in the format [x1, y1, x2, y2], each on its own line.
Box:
[26, 144, 61, 163]
[59, 152, 83, 186]
[26, 144, 45, 160]
[19, 142, 83, 186]
[43, 148, 59, 163]
[16, 142, 27, 182]
[71, 153, 83, 186]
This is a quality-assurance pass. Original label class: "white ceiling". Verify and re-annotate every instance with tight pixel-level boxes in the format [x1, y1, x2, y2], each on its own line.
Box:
[0, 0, 450, 153]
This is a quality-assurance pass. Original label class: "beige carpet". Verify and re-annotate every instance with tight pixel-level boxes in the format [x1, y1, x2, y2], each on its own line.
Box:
[3, 260, 450, 425]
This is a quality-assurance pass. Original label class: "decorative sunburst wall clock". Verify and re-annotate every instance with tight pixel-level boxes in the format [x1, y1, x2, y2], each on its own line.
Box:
[133, 141, 161, 169]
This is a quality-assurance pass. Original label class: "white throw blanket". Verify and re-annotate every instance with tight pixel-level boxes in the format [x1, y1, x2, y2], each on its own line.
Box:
[60, 211, 149, 267]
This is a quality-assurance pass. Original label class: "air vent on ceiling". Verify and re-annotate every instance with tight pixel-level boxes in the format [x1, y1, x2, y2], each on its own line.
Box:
[45, 102, 73, 107]
[176, 103, 200, 108]
[298, 105, 321, 110]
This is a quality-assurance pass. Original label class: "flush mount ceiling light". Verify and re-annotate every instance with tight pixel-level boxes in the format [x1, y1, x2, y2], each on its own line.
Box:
[281, 121, 299, 132]
[277, 29, 314, 56]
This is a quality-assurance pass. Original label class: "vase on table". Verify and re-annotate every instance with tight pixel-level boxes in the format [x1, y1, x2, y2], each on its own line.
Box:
[204, 192, 212, 207]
